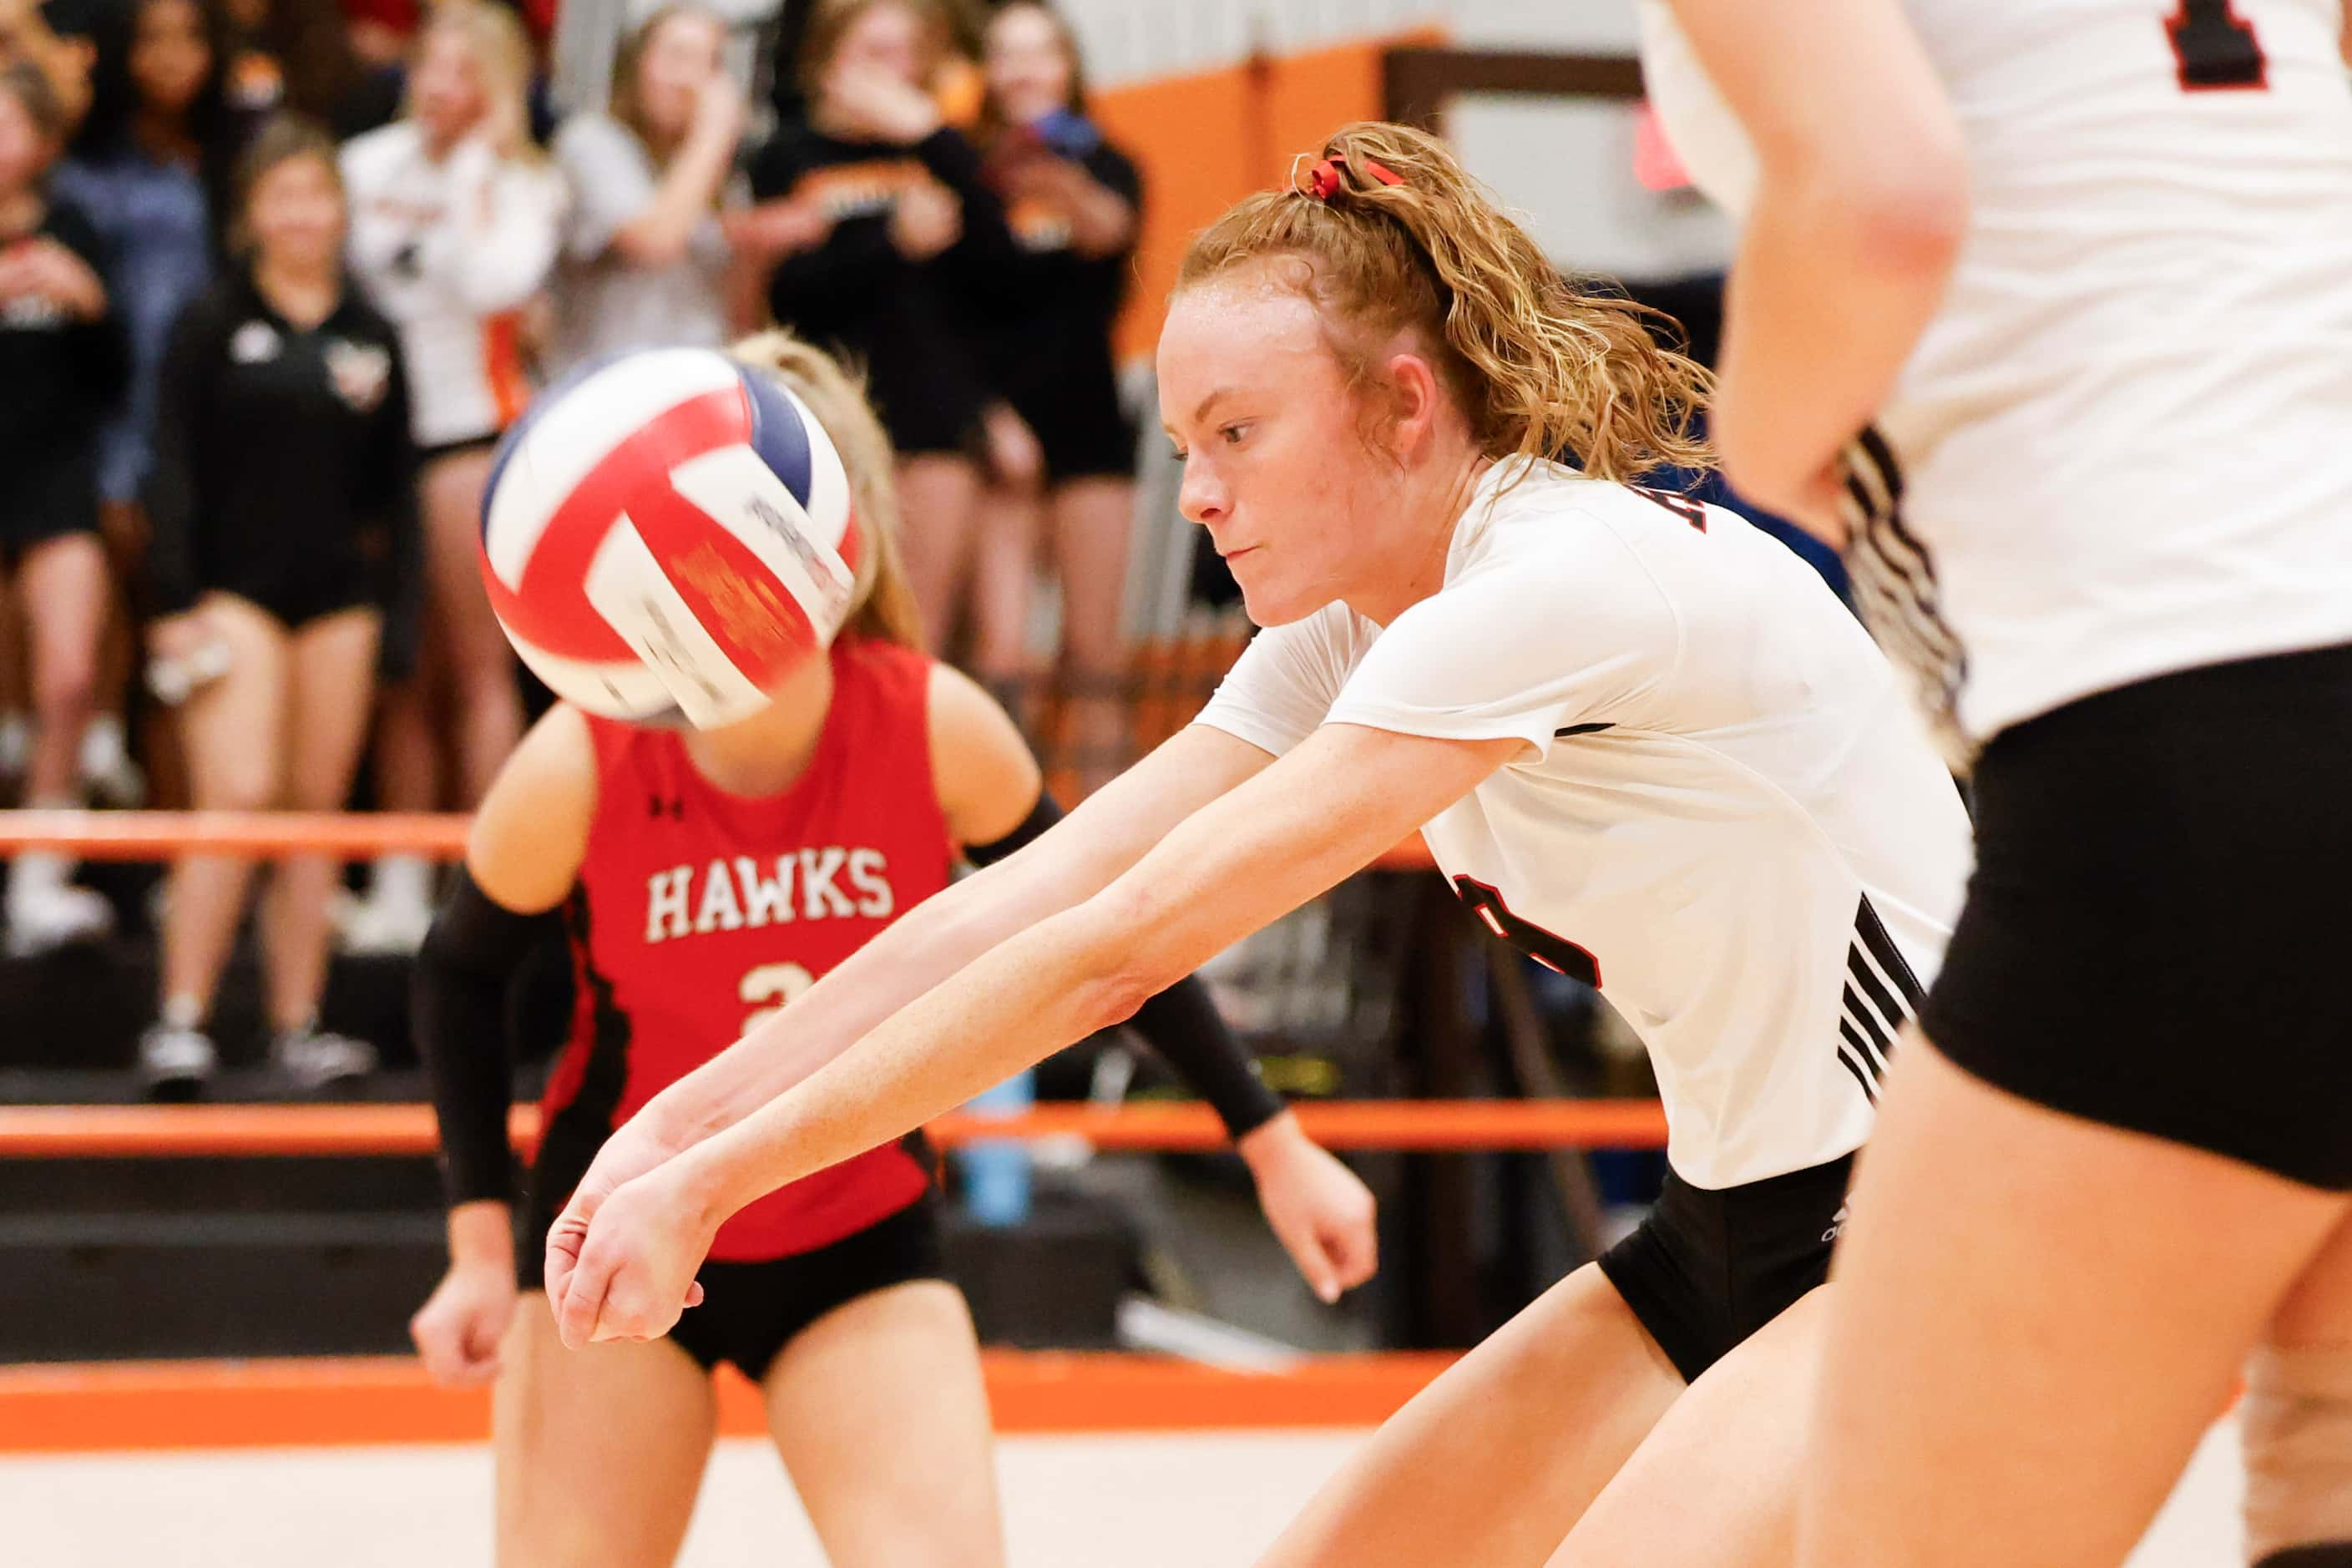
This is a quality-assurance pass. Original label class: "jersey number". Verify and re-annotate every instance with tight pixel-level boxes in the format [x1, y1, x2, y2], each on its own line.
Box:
[2167, 0, 2266, 91]
[1452, 877, 1602, 989]
[1631, 484, 1707, 534]
[740, 961, 813, 1033]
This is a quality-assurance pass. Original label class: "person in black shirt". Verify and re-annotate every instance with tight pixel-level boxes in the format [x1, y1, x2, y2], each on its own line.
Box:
[969, 0, 1139, 787]
[0, 58, 125, 954]
[746, 0, 1015, 655]
[138, 114, 417, 1096]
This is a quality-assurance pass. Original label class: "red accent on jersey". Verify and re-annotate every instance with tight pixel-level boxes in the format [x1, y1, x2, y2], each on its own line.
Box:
[538, 637, 953, 1261]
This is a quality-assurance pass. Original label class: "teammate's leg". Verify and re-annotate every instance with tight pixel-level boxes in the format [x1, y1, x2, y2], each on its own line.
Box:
[761, 1279, 1004, 1568]
[1045, 475, 1134, 797]
[260, 608, 382, 1033]
[1257, 1262, 1685, 1568]
[892, 453, 985, 655]
[968, 478, 1041, 706]
[417, 448, 521, 806]
[15, 530, 107, 811]
[493, 1291, 716, 1568]
[1548, 1286, 1830, 1566]
[2246, 1211, 2352, 1565]
[159, 595, 291, 1015]
[1797, 1036, 2351, 1568]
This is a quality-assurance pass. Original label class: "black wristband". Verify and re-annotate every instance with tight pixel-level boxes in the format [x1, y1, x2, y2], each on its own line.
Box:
[1125, 976, 1287, 1140]
[413, 867, 559, 1207]
[962, 788, 1062, 866]
[964, 790, 1283, 1139]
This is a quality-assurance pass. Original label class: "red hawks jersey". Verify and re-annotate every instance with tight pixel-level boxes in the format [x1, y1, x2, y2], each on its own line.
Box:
[534, 637, 953, 1261]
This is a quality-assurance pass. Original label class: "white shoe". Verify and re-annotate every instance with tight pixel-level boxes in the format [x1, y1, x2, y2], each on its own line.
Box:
[336, 889, 435, 956]
[7, 878, 114, 957]
[139, 1022, 219, 1100]
[273, 1026, 377, 1092]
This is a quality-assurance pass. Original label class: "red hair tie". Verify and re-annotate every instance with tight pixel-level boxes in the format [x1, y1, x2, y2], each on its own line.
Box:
[1297, 153, 1404, 202]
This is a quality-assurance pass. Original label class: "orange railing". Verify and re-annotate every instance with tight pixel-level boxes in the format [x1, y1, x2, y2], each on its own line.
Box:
[0, 1098, 1667, 1159]
[0, 808, 1436, 868]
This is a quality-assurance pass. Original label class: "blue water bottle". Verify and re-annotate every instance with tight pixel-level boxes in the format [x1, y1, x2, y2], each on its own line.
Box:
[959, 1069, 1034, 1227]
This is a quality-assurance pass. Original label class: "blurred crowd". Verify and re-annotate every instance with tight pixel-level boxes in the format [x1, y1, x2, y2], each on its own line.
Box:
[0, 0, 1148, 1092]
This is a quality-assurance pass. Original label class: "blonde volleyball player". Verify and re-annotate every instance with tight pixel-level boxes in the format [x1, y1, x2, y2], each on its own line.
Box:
[407, 333, 1377, 1567]
[1643, 2, 2352, 1562]
[527, 124, 1973, 1565]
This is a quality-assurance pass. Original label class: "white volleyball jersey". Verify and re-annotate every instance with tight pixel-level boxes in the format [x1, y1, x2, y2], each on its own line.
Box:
[1641, 0, 2352, 751]
[1196, 463, 1972, 1191]
[341, 123, 569, 448]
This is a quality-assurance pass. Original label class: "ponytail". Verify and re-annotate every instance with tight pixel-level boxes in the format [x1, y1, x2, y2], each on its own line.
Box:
[1178, 121, 1712, 484]
[726, 331, 927, 650]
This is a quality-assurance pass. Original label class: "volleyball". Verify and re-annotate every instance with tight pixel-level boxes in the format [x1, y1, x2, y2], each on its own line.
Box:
[478, 347, 860, 728]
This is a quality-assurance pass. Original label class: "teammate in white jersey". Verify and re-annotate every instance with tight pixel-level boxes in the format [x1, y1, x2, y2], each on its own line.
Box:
[1646, 2, 2352, 1562]
[525, 123, 1968, 1561]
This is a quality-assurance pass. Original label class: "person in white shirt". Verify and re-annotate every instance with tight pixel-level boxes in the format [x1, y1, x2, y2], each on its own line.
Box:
[518, 122, 1969, 1563]
[544, 4, 827, 380]
[340, 0, 565, 951]
[1645, 2, 2352, 1562]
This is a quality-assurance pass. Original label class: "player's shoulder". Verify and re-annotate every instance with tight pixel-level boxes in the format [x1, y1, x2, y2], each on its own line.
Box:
[1454, 463, 1696, 586]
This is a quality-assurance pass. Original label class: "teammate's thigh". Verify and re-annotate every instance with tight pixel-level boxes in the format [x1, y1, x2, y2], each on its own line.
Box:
[761, 1279, 1003, 1568]
[1045, 477, 1135, 676]
[891, 453, 985, 654]
[280, 609, 382, 811]
[1798, 1033, 2351, 1568]
[1258, 1262, 1685, 1568]
[177, 594, 292, 808]
[1550, 1286, 1830, 1567]
[493, 1291, 717, 1568]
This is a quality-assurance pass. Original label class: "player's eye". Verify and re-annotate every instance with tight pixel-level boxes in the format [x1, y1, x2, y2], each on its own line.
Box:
[1220, 423, 1251, 446]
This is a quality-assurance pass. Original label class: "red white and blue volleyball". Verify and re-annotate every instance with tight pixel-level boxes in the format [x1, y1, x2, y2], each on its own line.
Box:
[478, 347, 859, 728]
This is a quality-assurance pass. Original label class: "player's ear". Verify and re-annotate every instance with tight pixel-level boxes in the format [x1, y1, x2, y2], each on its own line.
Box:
[1374, 346, 1448, 463]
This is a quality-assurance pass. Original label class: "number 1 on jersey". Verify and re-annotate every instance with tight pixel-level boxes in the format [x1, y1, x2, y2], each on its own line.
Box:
[2167, 0, 2266, 90]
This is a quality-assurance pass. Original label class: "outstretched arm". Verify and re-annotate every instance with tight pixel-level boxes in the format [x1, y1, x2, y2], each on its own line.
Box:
[554, 721, 1520, 1347]
[541, 715, 1274, 1239]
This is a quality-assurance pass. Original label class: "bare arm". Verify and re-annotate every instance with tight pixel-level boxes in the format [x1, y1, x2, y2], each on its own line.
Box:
[624, 718, 1273, 1151]
[1667, 0, 1970, 532]
[671, 723, 1518, 1227]
[609, 86, 743, 270]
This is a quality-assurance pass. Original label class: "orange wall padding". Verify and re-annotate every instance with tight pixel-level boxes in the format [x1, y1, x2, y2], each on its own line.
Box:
[1093, 27, 1446, 364]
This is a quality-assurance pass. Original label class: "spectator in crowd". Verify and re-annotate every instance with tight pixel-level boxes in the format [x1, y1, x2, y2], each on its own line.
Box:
[0, 59, 125, 953]
[139, 115, 415, 1095]
[545, 3, 824, 378]
[747, 0, 1015, 656]
[54, 0, 241, 808]
[219, 0, 376, 135]
[340, 0, 561, 953]
[970, 0, 1138, 785]
[3, 0, 94, 128]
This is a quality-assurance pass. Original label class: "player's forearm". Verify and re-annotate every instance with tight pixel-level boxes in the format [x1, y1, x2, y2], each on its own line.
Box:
[674, 893, 1163, 1218]
[1713, 160, 1966, 513]
[632, 846, 1111, 1147]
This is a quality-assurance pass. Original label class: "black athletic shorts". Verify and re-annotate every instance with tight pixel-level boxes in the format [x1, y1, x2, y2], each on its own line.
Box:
[0, 443, 101, 563]
[521, 1196, 948, 1384]
[1920, 640, 2352, 1191]
[1598, 1153, 1852, 1384]
[1005, 367, 1136, 486]
[208, 561, 378, 632]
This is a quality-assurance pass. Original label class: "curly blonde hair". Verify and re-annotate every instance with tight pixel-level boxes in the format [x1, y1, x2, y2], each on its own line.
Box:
[1178, 121, 1713, 484]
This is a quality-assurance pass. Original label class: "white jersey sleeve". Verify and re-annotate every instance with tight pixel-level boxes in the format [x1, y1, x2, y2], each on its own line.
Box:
[1193, 604, 1373, 760]
[1326, 527, 1679, 757]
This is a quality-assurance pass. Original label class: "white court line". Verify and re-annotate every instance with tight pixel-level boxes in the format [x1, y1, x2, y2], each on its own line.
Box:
[0, 1423, 2240, 1567]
